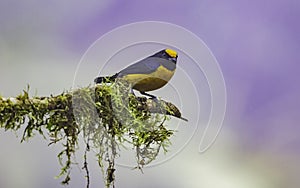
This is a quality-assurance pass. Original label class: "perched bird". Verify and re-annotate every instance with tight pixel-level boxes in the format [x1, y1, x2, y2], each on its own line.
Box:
[94, 49, 178, 98]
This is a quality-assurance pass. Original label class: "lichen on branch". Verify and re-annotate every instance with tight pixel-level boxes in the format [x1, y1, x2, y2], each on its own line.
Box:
[0, 82, 187, 188]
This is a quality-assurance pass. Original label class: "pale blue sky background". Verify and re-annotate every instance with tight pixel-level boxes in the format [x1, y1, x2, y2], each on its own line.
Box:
[0, 0, 299, 188]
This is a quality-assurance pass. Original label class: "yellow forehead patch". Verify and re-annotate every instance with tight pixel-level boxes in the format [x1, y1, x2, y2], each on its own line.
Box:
[165, 49, 177, 58]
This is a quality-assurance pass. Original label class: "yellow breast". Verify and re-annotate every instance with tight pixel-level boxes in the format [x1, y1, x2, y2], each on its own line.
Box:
[122, 65, 175, 92]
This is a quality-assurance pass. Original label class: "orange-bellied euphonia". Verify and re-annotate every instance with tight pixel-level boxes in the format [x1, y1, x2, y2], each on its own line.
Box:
[94, 49, 178, 98]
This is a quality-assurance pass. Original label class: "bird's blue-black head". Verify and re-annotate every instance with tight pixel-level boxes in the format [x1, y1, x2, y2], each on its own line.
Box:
[151, 49, 178, 63]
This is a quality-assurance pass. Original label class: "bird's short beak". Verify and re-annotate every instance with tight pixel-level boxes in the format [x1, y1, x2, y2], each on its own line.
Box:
[171, 57, 177, 62]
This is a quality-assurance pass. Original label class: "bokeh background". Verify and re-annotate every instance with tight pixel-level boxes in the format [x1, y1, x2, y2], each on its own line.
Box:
[1, 0, 299, 188]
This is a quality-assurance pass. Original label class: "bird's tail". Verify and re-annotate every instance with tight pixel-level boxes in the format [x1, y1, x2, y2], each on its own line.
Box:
[94, 73, 118, 84]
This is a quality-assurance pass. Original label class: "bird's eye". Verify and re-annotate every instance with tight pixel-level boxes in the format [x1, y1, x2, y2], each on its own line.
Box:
[162, 52, 168, 57]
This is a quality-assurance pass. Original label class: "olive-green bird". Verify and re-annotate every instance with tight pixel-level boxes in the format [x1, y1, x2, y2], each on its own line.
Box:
[94, 49, 178, 98]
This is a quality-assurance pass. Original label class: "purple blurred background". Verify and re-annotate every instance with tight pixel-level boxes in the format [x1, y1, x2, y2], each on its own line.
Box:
[1, 0, 299, 187]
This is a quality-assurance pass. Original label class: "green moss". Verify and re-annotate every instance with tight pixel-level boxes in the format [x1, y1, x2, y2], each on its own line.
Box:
[0, 82, 185, 188]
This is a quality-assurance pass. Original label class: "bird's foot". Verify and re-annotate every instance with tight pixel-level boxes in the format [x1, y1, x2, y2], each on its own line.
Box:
[140, 91, 157, 99]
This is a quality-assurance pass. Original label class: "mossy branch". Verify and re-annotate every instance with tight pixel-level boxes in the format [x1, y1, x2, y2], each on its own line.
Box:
[0, 83, 187, 188]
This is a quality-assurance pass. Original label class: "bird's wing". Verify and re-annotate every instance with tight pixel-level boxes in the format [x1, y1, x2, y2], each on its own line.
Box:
[118, 57, 162, 77]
